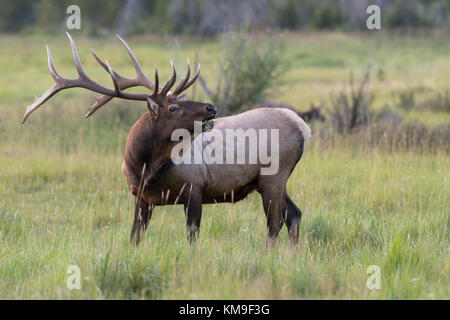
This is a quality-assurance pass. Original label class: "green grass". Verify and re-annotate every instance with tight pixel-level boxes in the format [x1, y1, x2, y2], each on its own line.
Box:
[0, 31, 449, 299]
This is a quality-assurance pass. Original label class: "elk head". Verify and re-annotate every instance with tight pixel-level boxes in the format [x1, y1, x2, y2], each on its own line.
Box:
[304, 104, 325, 122]
[21, 32, 216, 133]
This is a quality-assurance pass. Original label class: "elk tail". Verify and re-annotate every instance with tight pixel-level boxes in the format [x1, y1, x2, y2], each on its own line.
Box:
[280, 108, 312, 141]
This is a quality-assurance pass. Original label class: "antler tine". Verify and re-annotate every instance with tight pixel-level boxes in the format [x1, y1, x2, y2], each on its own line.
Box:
[47, 45, 62, 82]
[90, 49, 152, 90]
[151, 64, 159, 100]
[22, 45, 72, 124]
[87, 59, 135, 118]
[105, 60, 121, 95]
[22, 85, 61, 124]
[66, 32, 87, 79]
[179, 62, 200, 93]
[116, 34, 154, 89]
[90, 49, 108, 72]
[85, 49, 143, 118]
[85, 37, 157, 118]
[85, 96, 114, 118]
[160, 60, 177, 97]
[84, 50, 115, 118]
[171, 60, 191, 96]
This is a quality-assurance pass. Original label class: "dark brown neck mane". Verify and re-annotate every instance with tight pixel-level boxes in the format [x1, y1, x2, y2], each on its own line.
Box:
[124, 113, 175, 189]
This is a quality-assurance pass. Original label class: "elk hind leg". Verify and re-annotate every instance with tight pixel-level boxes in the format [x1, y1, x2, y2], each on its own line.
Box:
[183, 186, 203, 244]
[284, 193, 302, 246]
[259, 183, 285, 247]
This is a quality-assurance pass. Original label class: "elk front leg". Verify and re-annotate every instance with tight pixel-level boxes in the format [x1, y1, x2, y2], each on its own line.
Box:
[130, 199, 153, 245]
[183, 186, 203, 243]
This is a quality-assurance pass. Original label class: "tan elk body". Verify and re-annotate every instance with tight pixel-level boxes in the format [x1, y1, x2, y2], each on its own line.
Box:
[23, 34, 311, 246]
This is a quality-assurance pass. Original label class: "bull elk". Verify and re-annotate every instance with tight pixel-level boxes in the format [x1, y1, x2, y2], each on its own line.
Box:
[23, 33, 311, 246]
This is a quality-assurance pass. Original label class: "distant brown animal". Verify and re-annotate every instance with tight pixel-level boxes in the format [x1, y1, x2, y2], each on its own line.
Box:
[254, 102, 325, 122]
[23, 33, 311, 247]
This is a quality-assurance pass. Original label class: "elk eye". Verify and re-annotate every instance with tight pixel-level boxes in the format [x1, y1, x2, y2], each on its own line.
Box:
[169, 106, 177, 112]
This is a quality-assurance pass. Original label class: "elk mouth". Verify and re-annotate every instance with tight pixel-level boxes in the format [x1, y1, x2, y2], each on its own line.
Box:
[201, 114, 215, 131]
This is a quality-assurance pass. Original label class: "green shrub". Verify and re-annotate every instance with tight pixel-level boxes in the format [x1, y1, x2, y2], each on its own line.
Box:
[328, 67, 373, 135]
[199, 29, 286, 115]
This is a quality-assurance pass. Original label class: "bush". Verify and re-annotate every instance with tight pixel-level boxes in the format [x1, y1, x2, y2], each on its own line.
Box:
[328, 66, 373, 135]
[396, 89, 450, 113]
[425, 91, 450, 113]
[319, 66, 449, 153]
[199, 29, 286, 115]
[364, 121, 450, 153]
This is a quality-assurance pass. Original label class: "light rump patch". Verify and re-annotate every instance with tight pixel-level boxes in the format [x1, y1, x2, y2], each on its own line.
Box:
[278, 108, 312, 141]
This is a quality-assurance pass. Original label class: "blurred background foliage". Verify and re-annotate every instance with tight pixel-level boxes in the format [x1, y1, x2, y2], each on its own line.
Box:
[0, 0, 448, 152]
[0, 0, 448, 36]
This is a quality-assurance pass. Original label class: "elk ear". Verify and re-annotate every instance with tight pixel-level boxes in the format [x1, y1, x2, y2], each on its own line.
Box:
[177, 94, 188, 101]
[147, 97, 159, 120]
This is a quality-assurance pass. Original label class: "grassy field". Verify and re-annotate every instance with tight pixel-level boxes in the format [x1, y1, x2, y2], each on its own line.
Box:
[0, 31, 448, 299]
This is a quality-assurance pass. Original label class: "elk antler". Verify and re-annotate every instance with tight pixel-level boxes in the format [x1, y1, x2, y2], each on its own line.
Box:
[22, 33, 201, 123]
[86, 35, 156, 118]
[22, 33, 152, 124]
[171, 59, 201, 97]
[87, 36, 200, 117]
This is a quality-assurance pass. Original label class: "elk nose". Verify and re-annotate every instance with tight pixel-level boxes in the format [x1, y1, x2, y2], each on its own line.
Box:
[206, 104, 216, 115]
